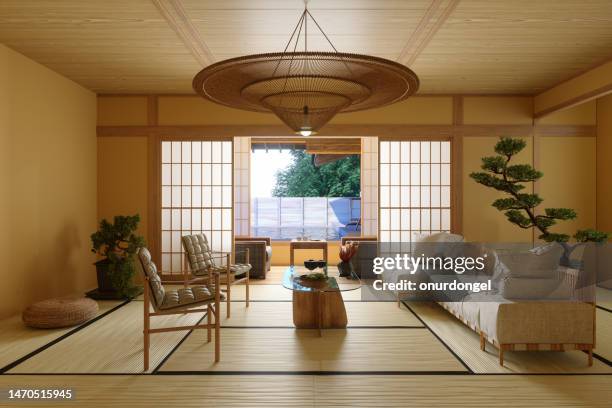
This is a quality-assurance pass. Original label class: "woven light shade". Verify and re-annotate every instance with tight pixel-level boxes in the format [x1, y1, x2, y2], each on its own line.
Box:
[192, 6, 419, 135]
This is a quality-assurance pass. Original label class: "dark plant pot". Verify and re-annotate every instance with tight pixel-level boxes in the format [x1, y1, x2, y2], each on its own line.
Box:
[95, 260, 115, 292]
[338, 261, 352, 277]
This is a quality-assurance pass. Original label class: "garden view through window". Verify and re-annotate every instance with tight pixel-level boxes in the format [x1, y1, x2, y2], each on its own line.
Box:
[251, 146, 361, 241]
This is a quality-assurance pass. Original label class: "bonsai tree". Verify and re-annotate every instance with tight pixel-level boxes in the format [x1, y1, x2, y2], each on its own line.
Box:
[470, 137, 608, 265]
[91, 214, 146, 297]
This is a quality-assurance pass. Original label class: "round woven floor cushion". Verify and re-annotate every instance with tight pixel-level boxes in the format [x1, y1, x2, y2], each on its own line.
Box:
[22, 297, 99, 329]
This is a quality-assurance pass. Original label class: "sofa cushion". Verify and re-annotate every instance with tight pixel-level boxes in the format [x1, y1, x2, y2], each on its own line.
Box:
[412, 233, 465, 269]
[266, 245, 272, 261]
[498, 243, 563, 279]
[501, 277, 572, 300]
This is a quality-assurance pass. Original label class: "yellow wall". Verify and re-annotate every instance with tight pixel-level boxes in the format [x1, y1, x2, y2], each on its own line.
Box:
[537, 100, 596, 125]
[539, 137, 596, 237]
[0, 45, 97, 318]
[271, 242, 341, 267]
[597, 94, 612, 236]
[98, 96, 148, 126]
[463, 96, 533, 125]
[97, 137, 148, 239]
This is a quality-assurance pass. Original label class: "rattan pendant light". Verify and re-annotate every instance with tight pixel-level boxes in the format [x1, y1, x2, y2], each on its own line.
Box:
[192, 1, 419, 136]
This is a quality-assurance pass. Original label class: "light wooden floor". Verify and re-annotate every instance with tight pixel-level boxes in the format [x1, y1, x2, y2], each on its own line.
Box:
[8, 300, 203, 374]
[0, 375, 610, 408]
[597, 287, 612, 310]
[218, 301, 423, 327]
[159, 327, 466, 373]
[0, 300, 122, 370]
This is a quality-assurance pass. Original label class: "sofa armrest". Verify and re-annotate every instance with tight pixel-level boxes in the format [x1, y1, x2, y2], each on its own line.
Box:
[236, 236, 271, 246]
[496, 301, 595, 345]
[341, 235, 378, 245]
[235, 240, 267, 279]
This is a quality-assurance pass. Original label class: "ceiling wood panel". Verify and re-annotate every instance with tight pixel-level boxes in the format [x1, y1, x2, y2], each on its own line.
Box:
[0, 0, 611, 94]
[416, 0, 612, 93]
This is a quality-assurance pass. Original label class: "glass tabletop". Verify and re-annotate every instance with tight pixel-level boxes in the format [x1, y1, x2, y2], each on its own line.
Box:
[282, 265, 362, 293]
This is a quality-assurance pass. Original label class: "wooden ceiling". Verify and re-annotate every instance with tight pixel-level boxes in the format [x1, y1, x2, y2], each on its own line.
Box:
[1, 0, 611, 94]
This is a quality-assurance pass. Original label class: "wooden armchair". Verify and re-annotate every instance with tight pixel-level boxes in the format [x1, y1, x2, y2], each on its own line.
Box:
[137, 247, 221, 371]
[182, 233, 251, 318]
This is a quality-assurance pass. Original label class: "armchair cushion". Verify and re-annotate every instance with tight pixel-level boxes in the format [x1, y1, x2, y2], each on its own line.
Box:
[182, 234, 216, 273]
[230, 263, 252, 277]
[138, 247, 165, 307]
[160, 285, 216, 310]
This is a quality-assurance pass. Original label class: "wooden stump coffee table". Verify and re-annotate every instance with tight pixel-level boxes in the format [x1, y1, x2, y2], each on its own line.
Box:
[282, 265, 361, 336]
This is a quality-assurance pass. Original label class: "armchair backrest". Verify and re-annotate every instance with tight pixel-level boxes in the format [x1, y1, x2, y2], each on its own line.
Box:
[182, 233, 216, 274]
[137, 247, 165, 307]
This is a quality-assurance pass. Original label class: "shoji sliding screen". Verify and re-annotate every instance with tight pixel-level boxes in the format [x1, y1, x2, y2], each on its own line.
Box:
[379, 140, 451, 246]
[361, 137, 378, 236]
[160, 140, 233, 275]
[233, 137, 250, 237]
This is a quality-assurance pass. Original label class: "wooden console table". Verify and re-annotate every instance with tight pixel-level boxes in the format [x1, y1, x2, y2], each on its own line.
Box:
[289, 239, 327, 266]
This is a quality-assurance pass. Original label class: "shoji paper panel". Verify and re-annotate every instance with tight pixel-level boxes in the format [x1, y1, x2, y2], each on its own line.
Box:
[234, 137, 250, 236]
[361, 137, 378, 236]
[379, 141, 451, 245]
[161, 140, 233, 275]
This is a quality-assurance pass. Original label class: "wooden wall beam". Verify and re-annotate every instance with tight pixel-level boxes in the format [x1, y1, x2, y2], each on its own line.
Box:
[399, 0, 461, 67]
[151, 0, 214, 67]
[97, 124, 596, 139]
[534, 59, 612, 118]
[451, 96, 463, 235]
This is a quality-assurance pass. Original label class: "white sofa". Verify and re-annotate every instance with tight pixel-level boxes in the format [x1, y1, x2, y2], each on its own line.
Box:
[384, 233, 596, 366]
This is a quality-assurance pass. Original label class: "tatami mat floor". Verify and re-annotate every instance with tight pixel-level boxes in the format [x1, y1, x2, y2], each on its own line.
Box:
[218, 301, 423, 327]
[0, 273, 610, 377]
[0, 300, 123, 371]
[7, 300, 202, 374]
[159, 327, 466, 373]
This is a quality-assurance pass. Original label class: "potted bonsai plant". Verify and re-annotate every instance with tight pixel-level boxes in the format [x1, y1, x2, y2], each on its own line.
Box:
[470, 137, 609, 266]
[90, 214, 146, 299]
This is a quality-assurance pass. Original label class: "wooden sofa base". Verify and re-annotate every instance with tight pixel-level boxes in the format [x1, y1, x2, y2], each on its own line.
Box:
[429, 300, 595, 367]
[479, 331, 594, 367]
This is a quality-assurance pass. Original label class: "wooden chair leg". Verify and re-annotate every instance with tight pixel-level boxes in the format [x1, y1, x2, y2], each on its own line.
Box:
[226, 255, 231, 318]
[246, 249, 250, 308]
[207, 304, 212, 343]
[588, 348, 593, 366]
[499, 347, 504, 366]
[213, 270, 221, 363]
[480, 332, 485, 351]
[215, 302, 221, 363]
[143, 283, 150, 372]
[246, 271, 250, 308]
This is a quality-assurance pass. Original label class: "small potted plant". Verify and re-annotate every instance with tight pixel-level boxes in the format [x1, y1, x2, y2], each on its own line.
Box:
[90, 214, 145, 299]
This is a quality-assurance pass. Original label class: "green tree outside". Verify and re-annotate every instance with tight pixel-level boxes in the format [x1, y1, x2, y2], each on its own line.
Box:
[272, 150, 360, 197]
